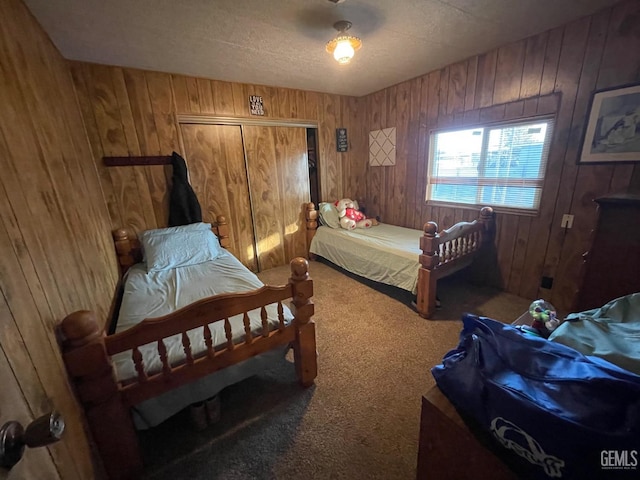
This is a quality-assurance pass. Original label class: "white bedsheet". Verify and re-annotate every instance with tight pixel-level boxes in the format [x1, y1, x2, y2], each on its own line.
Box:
[113, 250, 294, 429]
[309, 224, 422, 294]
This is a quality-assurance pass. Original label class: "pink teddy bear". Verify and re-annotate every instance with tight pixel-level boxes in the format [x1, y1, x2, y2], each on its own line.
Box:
[334, 198, 374, 230]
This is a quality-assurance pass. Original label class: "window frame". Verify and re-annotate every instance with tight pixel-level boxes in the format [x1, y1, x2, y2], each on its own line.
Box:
[425, 115, 556, 216]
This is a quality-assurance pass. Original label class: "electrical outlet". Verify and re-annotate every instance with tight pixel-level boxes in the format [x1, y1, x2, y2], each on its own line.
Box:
[561, 214, 574, 229]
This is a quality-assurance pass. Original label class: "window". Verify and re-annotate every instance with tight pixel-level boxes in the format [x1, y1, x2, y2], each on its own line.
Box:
[426, 117, 554, 212]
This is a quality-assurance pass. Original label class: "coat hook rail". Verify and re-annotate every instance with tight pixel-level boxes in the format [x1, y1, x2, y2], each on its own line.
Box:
[103, 156, 173, 166]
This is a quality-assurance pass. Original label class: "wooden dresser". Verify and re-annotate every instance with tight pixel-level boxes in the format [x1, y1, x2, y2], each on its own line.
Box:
[576, 191, 640, 311]
[416, 386, 518, 480]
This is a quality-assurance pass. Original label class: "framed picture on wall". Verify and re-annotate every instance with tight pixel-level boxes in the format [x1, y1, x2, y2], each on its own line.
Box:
[578, 82, 640, 164]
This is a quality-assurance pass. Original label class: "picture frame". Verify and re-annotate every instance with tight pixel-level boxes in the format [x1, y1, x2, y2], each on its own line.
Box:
[578, 82, 640, 164]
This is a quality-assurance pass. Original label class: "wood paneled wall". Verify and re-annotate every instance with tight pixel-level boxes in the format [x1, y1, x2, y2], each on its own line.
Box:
[71, 63, 365, 237]
[0, 0, 118, 478]
[362, 0, 640, 312]
[3, 1, 636, 478]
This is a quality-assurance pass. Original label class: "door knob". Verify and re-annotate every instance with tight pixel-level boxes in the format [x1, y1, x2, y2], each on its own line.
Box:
[0, 412, 64, 469]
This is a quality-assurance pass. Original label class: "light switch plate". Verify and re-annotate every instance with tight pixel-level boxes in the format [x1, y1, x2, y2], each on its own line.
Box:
[561, 214, 574, 229]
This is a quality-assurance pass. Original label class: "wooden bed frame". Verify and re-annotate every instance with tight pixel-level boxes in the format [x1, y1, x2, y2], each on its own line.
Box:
[305, 204, 495, 319]
[57, 216, 317, 480]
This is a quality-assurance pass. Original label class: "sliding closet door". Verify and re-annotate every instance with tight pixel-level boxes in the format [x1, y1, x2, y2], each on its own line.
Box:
[243, 126, 310, 271]
[180, 124, 257, 271]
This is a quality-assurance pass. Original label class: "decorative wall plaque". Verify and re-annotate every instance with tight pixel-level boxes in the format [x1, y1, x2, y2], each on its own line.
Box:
[336, 128, 348, 152]
[249, 95, 264, 116]
[369, 127, 396, 166]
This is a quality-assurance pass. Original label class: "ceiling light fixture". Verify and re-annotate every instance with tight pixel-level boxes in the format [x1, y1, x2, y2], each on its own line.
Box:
[325, 20, 362, 65]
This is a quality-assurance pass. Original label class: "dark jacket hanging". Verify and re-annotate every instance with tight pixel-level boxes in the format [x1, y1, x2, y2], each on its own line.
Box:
[168, 151, 202, 226]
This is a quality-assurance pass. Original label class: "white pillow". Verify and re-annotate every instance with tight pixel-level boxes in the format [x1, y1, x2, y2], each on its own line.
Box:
[141, 222, 211, 238]
[318, 202, 341, 229]
[140, 222, 214, 264]
[140, 227, 221, 273]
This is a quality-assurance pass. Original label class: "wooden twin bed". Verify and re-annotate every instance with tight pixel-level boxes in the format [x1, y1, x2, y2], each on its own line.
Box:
[57, 216, 317, 480]
[305, 203, 496, 318]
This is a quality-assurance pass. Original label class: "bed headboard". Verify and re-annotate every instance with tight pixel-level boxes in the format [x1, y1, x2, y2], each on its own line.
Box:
[112, 216, 231, 277]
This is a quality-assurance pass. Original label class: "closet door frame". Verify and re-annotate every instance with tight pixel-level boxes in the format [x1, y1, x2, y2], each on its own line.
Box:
[177, 115, 317, 130]
[177, 115, 318, 271]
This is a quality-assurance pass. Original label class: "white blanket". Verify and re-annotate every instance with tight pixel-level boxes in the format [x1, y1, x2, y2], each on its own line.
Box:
[309, 224, 422, 294]
[113, 251, 293, 428]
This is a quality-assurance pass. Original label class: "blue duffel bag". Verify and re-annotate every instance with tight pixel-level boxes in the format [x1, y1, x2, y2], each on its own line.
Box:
[432, 314, 640, 480]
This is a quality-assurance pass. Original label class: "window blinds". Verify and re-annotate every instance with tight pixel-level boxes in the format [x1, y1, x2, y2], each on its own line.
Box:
[427, 117, 554, 211]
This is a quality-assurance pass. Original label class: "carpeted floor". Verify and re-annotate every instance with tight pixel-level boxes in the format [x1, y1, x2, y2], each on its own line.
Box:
[139, 260, 531, 480]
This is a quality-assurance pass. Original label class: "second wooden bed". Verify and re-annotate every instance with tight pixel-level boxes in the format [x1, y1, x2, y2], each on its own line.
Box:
[305, 204, 495, 318]
[57, 217, 317, 480]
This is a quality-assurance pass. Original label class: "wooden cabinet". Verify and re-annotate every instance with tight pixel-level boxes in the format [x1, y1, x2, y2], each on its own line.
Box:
[576, 192, 640, 311]
[180, 123, 310, 271]
[416, 387, 518, 480]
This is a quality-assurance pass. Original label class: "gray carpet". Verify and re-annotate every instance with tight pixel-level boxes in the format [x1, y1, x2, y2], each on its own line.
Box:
[139, 260, 531, 480]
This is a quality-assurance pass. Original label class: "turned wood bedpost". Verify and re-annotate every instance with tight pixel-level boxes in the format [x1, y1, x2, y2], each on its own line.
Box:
[305, 202, 318, 260]
[478, 206, 495, 246]
[417, 222, 440, 319]
[215, 214, 231, 249]
[60, 311, 142, 480]
[470, 206, 496, 285]
[288, 257, 317, 387]
[113, 229, 137, 275]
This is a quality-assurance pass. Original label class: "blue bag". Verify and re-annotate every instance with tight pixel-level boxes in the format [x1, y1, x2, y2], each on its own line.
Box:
[432, 314, 640, 479]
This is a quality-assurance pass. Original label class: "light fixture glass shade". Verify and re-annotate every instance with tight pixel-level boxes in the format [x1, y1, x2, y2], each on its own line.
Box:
[325, 34, 362, 65]
[333, 37, 355, 64]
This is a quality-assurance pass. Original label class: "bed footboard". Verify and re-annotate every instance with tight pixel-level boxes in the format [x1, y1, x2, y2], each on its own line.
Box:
[417, 207, 495, 319]
[58, 258, 316, 480]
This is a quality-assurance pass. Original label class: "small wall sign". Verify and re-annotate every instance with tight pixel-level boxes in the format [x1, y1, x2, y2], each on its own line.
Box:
[336, 128, 348, 152]
[249, 95, 264, 116]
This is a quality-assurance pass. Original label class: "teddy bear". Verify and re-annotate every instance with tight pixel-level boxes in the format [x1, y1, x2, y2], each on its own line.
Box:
[334, 198, 377, 230]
